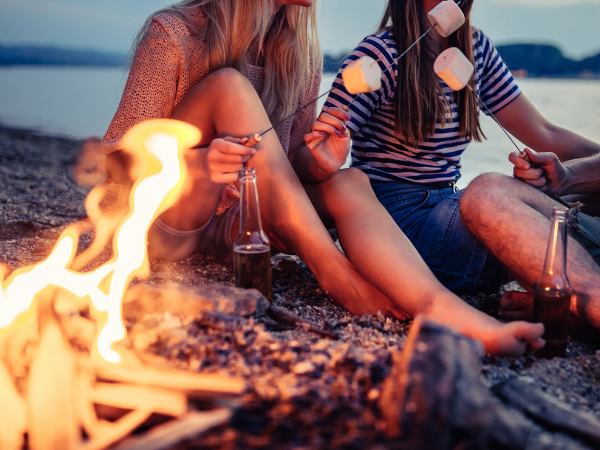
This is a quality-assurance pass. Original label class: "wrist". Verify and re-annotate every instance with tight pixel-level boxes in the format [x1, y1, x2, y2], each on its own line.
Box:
[556, 164, 575, 196]
[315, 159, 341, 180]
[185, 147, 210, 180]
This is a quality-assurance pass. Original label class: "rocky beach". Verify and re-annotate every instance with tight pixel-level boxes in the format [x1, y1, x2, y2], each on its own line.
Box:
[2, 123, 600, 449]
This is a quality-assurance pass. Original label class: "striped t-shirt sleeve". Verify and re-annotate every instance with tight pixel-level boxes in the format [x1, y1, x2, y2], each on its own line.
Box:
[324, 33, 397, 134]
[476, 31, 522, 114]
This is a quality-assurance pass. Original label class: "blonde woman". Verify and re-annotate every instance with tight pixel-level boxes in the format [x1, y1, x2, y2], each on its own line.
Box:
[102, 0, 545, 355]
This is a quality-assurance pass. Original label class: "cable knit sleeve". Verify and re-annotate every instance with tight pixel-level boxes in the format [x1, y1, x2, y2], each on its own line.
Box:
[101, 19, 181, 155]
[287, 54, 323, 163]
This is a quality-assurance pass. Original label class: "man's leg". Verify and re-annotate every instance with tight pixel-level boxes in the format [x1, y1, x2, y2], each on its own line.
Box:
[460, 172, 600, 328]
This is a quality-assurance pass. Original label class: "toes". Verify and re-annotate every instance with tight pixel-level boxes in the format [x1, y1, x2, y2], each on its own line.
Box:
[513, 321, 545, 344]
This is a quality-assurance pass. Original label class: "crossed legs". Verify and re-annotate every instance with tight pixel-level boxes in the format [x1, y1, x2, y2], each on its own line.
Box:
[460, 172, 600, 328]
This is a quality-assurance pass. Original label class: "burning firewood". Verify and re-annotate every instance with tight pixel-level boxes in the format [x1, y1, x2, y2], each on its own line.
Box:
[0, 357, 26, 450]
[111, 409, 233, 450]
[96, 363, 245, 399]
[26, 288, 80, 450]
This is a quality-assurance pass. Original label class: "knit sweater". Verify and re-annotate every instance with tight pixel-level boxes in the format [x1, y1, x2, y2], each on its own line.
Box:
[101, 9, 322, 214]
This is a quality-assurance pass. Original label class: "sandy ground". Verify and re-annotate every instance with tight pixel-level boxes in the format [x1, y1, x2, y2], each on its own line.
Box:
[2, 124, 600, 449]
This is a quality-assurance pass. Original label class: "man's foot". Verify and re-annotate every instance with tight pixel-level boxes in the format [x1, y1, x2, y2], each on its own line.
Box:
[499, 291, 533, 322]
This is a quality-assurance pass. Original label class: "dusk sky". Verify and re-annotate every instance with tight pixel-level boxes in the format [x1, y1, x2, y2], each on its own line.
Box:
[0, 0, 599, 58]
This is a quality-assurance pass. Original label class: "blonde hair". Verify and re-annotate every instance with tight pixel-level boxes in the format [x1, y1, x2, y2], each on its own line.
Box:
[379, 0, 484, 147]
[132, 0, 321, 125]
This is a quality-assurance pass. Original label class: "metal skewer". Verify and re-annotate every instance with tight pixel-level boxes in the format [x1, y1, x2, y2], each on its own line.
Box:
[247, 1, 464, 144]
[465, 85, 571, 208]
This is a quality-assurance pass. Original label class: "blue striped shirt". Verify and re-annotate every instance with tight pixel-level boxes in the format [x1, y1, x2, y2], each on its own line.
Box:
[324, 28, 521, 183]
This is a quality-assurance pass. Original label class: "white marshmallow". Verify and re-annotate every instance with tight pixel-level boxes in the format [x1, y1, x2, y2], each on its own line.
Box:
[434, 47, 474, 91]
[341, 56, 382, 95]
[427, 1, 465, 38]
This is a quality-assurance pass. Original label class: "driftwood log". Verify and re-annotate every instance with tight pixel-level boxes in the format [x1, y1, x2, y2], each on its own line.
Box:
[123, 283, 270, 321]
[379, 316, 531, 449]
[378, 316, 594, 450]
[492, 378, 600, 447]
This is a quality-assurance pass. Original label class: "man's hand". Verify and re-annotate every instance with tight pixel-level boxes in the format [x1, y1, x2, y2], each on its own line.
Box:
[303, 106, 351, 176]
[509, 148, 569, 196]
[186, 137, 256, 184]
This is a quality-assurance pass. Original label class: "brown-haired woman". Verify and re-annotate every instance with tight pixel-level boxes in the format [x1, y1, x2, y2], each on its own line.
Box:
[322, 0, 600, 296]
[102, 0, 545, 355]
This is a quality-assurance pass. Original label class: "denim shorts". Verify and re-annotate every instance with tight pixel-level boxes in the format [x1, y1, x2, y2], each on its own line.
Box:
[147, 203, 239, 262]
[371, 179, 505, 296]
[569, 209, 600, 266]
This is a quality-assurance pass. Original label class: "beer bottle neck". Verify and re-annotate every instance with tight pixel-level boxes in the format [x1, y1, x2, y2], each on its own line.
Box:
[538, 207, 570, 292]
[235, 168, 269, 250]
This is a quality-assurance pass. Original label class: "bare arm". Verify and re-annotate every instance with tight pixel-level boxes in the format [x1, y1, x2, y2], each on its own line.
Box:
[562, 153, 600, 195]
[510, 149, 600, 196]
[495, 93, 600, 161]
[293, 107, 352, 182]
[106, 138, 255, 185]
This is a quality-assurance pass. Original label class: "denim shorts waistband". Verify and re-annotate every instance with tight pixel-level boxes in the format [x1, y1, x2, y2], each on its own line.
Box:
[370, 178, 457, 190]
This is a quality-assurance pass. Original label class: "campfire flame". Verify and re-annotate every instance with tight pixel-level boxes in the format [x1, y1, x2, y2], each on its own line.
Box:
[0, 119, 201, 363]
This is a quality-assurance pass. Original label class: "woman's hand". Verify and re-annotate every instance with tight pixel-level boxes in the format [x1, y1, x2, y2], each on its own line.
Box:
[303, 106, 352, 176]
[187, 137, 256, 184]
[509, 148, 569, 195]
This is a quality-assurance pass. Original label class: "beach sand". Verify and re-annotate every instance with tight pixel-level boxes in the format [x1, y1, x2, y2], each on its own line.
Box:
[2, 124, 600, 448]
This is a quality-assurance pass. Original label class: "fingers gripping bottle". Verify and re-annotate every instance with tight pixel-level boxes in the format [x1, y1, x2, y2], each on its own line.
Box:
[533, 207, 572, 358]
[233, 167, 272, 302]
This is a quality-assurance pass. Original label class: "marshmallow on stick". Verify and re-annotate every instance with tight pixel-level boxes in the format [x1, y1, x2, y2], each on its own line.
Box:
[341, 56, 382, 94]
[434, 47, 474, 91]
[428, 1, 465, 38]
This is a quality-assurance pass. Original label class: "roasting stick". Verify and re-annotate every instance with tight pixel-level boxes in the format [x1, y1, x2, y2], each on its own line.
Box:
[244, 1, 460, 146]
[244, 22, 440, 146]
[468, 85, 571, 207]
[436, 48, 571, 208]
[341, 23, 439, 113]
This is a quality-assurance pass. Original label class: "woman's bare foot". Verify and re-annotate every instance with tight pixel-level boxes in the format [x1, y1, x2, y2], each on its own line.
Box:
[420, 293, 545, 356]
[318, 259, 410, 320]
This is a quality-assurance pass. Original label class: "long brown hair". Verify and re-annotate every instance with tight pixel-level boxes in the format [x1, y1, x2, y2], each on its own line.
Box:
[379, 0, 483, 147]
[132, 0, 321, 125]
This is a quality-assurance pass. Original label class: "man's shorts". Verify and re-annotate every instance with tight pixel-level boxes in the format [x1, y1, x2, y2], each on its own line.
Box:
[569, 209, 600, 266]
[147, 203, 239, 261]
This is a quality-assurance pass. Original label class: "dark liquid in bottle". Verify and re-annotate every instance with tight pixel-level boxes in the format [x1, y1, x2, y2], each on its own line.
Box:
[532, 289, 571, 358]
[234, 247, 272, 302]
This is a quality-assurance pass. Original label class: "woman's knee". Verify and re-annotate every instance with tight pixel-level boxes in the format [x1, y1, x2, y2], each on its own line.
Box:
[328, 167, 372, 193]
[185, 68, 261, 111]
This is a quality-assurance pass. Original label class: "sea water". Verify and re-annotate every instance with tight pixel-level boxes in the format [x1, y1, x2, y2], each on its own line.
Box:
[0, 67, 599, 188]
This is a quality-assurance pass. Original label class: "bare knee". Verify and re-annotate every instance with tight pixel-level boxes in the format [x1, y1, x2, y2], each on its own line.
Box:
[202, 68, 254, 96]
[461, 172, 512, 216]
[327, 168, 372, 194]
[176, 68, 262, 117]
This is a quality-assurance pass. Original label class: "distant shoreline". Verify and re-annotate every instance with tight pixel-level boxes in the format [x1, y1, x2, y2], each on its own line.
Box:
[1, 43, 600, 79]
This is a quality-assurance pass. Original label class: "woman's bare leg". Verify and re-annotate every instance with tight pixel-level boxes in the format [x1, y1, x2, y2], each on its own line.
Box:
[161, 69, 400, 315]
[304, 168, 545, 356]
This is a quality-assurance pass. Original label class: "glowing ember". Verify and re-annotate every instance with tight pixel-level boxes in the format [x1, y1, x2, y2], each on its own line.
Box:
[0, 119, 201, 363]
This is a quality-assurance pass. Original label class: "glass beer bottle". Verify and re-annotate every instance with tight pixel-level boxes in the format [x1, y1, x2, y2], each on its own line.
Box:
[233, 167, 272, 302]
[532, 206, 572, 358]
